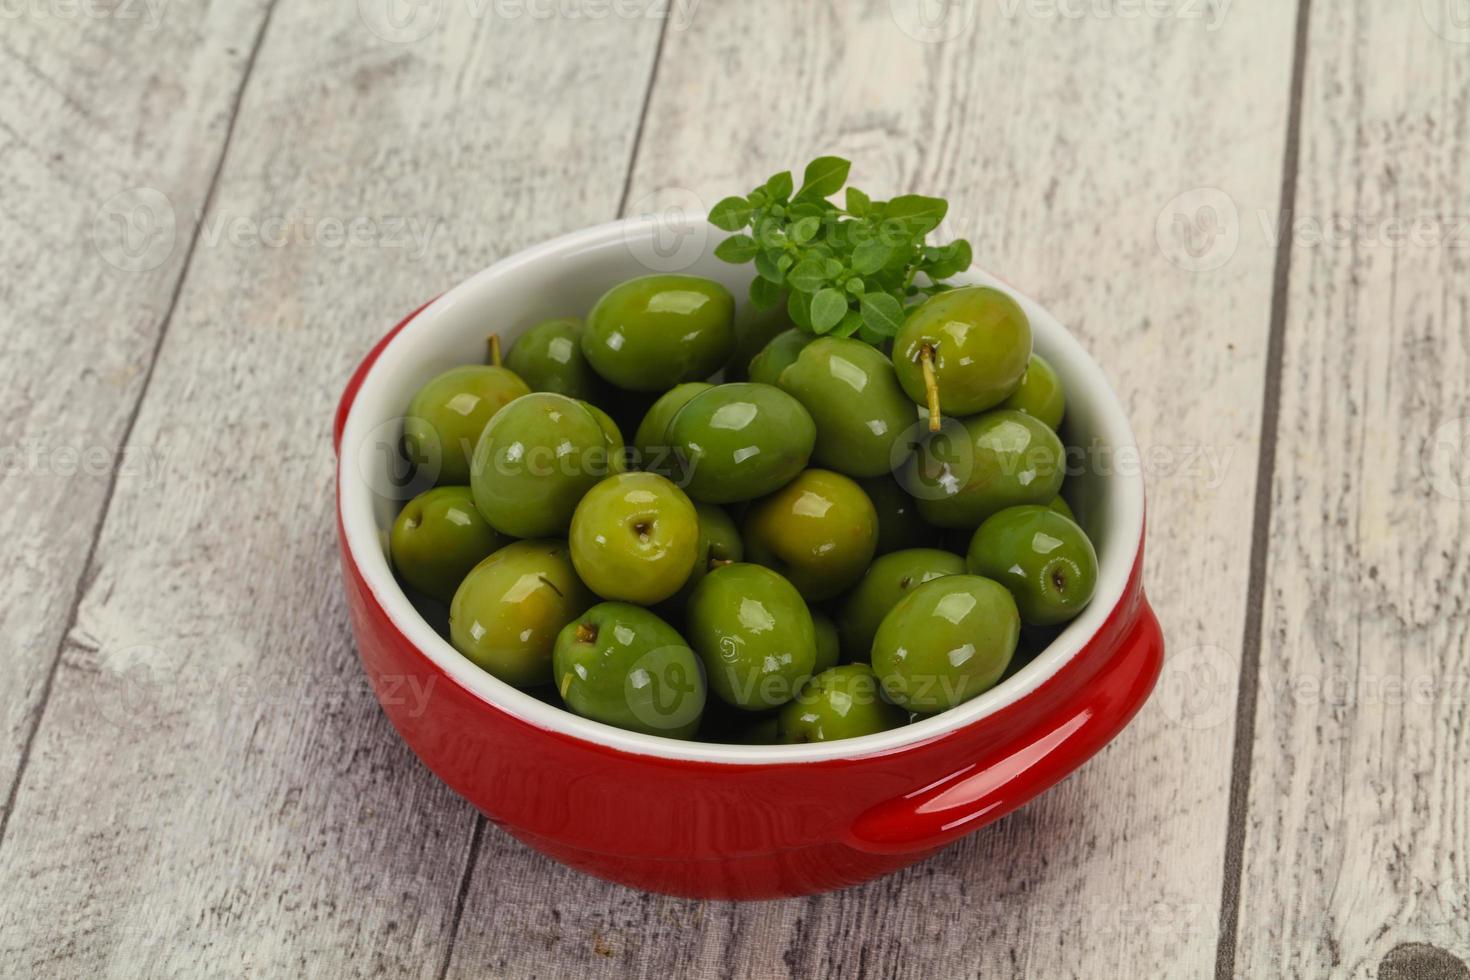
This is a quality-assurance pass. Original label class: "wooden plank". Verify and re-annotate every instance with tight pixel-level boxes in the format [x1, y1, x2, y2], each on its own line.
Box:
[0, 0, 274, 827]
[0, 4, 663, 976]
[1233, 3, 1470, 976]
[444, 2, 1299, 978]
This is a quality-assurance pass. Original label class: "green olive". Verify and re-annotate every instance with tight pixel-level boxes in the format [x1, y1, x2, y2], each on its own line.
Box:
[403, 365, 530, 485]
[569, 472, 699, 605]
[631, 382, 711, 477]
[836, 548, 967, 662]
[747, 328, 814, 387]
[470, 393, 609, 537]
[686, 563, 816, 711]
[583, 275, 736, 391]
[505, 317, 608, 401]
[966, 505, 1098, 625]
[667, 383, 815, 503]
[742, 469, 878, 601]
[554, 602, 704, 739]
[902, 410, 1065, 529]
[777, 337, 918, 478]
[999, 353, 1065, 429]
[578, 400, 628, 473]
[449, 541, 594, 687]
[892, 286, 1031, 416]
[777, 664, 908, 743]
[871, 575, 1020, 713]
[390, 486, 509, 603]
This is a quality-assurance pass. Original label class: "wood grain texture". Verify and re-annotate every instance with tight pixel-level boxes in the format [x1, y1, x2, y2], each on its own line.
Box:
[443, 2, 1298, 978]
[0, 3, 662, 976]
[0, 0, 273, 828]
[1233, 2, 1470, 977]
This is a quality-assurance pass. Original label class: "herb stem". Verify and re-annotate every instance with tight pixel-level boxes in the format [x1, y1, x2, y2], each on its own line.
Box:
[920, 344, 942, 433]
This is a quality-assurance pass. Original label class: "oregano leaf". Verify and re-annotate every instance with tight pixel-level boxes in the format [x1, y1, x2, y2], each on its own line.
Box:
[795, 156, 851, 200]
[708, 196, 751, 232]
[713, 234, 759, 263]
[860, 292, 904, 337]
[749, 276, 782, 310]
[810, 288, 848, 334]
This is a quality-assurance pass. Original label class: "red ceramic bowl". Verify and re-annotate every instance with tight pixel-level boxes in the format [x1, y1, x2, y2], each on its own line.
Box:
[335, 215, 1162, 900]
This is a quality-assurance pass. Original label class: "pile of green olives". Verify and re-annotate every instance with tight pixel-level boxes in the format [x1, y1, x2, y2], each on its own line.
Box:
[387, 274, 1101, 746]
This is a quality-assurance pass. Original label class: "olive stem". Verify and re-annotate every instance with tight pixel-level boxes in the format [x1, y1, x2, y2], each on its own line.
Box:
[920, 343, 941, 433]
[574, 623, 597, 644]
[488, 334, 502, 367]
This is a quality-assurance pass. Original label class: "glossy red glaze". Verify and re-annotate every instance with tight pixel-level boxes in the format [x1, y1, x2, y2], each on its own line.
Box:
[336, 308, 1163, 900]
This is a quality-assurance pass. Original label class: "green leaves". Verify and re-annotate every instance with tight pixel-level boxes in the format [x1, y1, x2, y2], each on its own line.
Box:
[796, 156, 851, 201]
[713, 234, 759, 263]
[860, 293, 904, 337]
[709, 196, 751, 232]
[810, 288, 848, 333]
[708, 158, 973, 351]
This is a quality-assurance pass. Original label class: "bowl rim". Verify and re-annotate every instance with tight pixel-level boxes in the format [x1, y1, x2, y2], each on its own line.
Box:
[337, 214, 1145, 765]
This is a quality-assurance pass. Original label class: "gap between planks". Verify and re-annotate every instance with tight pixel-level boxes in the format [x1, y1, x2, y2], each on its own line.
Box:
[1212, 0, 1316, 977]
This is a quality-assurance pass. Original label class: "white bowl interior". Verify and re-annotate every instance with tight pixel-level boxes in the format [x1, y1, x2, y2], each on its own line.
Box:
[338, 215, 1144, 764]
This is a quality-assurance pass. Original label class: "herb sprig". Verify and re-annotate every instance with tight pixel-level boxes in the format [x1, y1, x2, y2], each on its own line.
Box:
[708, 157, 972, 347]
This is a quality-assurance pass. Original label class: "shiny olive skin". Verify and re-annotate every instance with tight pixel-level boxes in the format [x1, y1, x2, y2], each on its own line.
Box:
[449, 541, 594, 687]
[579, 400, 628, 473]
[727, 300, 795, 382]
[470, 393, 609, 537]
[569, 472, 699, 605]
[747, 329, 813, 386]
[1000, 353, 1066, 430]
[742, 469, 878, 601]
[860, 476, 940, 554]
[966, 505, 1098, 626]
[668, 383, 816, 504]
[661, 502, 744, 616]
[390, 486, 509, 603]
[837, 548, 967, 662]
[777, 664, 907, 743]
[553, 602, 705, 739]
[582, 275, 736, 391]
[892, 286, 1031, 416]
[1048, 493, 1075, 521]
[811, 613, 841, 673]
[686, 563, 816, 710]
[404, 365, 530, 485]
[777, 337, 918, 478]
[905, 410, 1065, 529]
[631, 382, 711, 476]
[505, 317, 607, 401]
[872, 575, 1020, 713]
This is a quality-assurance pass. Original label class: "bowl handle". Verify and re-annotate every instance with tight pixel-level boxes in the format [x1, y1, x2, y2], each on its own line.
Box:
[845, 599, 1164, 855]
[333, 301, 434, 457]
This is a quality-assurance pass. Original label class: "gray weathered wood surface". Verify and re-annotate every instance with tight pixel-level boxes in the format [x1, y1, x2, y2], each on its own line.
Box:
[1, 1, 1466, 977]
